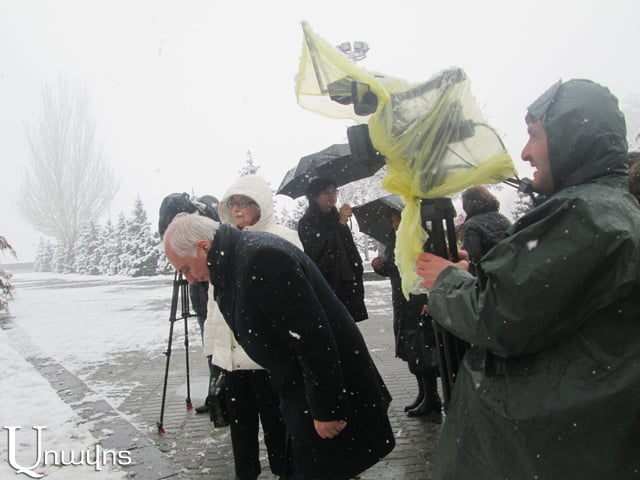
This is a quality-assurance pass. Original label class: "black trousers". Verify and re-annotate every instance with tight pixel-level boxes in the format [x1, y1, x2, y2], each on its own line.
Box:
[224, 369, 286, 480]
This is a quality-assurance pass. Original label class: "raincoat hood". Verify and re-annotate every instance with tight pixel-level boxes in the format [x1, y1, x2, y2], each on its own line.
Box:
[218, 174, 275, 231]
[527, 79, 628, 192]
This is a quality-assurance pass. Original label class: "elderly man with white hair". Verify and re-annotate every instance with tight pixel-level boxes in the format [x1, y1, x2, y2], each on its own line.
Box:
[163, 213, 395, 480]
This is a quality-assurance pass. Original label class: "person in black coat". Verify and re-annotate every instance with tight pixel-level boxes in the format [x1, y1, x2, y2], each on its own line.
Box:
[460, 186, 512, 275]
[163, 214, 395, 480]
[297, 178, 368, 322]
[372, 211, 441, 417]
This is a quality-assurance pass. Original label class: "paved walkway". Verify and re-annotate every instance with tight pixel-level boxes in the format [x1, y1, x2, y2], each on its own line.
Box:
[2, 277, 443, 479]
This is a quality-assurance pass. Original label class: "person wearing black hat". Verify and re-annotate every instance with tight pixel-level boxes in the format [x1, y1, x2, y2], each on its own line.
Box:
[297, 178, 368, 322]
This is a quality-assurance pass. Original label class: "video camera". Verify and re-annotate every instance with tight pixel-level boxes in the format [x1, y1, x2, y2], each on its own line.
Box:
[156, 191, 223, 433]
[158, 192, 220, 238]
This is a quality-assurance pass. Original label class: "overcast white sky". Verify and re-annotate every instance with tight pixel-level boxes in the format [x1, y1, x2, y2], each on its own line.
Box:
[1, 0, 639, 261]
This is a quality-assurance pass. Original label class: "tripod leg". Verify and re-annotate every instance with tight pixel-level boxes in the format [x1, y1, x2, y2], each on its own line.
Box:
[180, 279, 192, 409]
[183, 316, 192, 409]
[421, 198, 469, 411]
[157, 272, 180, 434]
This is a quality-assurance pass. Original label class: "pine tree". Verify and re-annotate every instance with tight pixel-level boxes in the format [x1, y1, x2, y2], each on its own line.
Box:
[51, 241, 74, 273]
[1, 236, 17, 313]
[34, 237, 54, 272]
[103, 212, 127, 275]
[238, 150, 260, 176]
[156, 235, 174, 275]
[122, 196, 161, 277]
[74, 221, 103, 275]
[99, 219, 120, 275]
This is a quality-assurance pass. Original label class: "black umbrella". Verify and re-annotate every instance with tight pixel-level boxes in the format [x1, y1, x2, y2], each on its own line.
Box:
[352, 195, 404, 245]
[276, 143, 386, 199]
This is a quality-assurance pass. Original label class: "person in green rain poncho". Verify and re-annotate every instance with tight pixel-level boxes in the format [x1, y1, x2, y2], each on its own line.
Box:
[416, 79, 640, 480]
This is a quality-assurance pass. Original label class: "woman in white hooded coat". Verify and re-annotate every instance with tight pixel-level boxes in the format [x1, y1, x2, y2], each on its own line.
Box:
[203, 174, 301, 480]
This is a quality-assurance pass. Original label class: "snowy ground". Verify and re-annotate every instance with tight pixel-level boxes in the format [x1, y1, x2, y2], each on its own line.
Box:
[0, 272, 187, 479]
[0, 271, 399, 479]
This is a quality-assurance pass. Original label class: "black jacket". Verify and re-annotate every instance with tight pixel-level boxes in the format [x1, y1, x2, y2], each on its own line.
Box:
[374, 233, 435, 373]
[298, 202, 368, 321]
[208, 225, 394, 480]
[461, 210, 512, 275]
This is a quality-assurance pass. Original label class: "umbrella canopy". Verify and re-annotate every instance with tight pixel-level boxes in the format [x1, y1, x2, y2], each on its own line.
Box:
[352, 194, 403, 245]
[276, 143, 386, 199]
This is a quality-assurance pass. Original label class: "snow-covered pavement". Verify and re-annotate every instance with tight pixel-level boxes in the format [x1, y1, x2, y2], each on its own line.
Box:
[1, 271, 441, 479]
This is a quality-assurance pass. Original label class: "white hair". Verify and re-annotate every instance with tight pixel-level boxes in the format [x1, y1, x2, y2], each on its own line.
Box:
[163, 213, 219, 257]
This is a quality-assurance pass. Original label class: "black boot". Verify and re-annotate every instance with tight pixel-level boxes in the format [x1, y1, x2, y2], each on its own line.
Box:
[196, 362, 218, 414]
[407, 371, 441, 417]
[404, 374, 425, 412]
[195, 396, 210, 414]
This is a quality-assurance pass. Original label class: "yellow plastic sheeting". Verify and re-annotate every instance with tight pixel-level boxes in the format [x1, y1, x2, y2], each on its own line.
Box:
[296, 22, 517, 296]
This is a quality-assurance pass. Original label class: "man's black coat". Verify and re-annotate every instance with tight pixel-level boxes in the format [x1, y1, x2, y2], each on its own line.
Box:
[207, 225, 394, 480]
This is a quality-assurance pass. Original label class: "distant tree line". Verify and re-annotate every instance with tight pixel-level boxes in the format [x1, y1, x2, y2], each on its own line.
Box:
[33, 196, 170, 277]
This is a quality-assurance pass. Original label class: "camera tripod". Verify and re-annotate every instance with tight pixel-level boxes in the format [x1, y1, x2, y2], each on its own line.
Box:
[157, 270, 194, 434]
[421, 198, 470, 410]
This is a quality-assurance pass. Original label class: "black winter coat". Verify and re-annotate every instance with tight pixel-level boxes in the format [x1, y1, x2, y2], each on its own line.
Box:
[208, 225, 394, 480]
[461, 210, 511, 275]
[374, 234, 436, 374]
[298, 203, 368, 321]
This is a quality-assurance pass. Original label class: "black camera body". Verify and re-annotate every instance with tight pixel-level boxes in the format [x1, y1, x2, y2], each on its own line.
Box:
[158, 192, 219, 238]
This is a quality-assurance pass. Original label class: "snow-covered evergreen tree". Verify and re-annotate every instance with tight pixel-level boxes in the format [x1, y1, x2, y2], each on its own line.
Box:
[100, 212, 127, 275]
[51, 242, 74, 273]
[121, 196, 160, 277]
[33, 237, 54, 272]
[99, 218, 117, 275]
[74, 221, 103, 275]
[238, 150, 260, 176]
[156, 240, 173, 275]
[1, 236, 16, 312]
[275, 198, 307, 231]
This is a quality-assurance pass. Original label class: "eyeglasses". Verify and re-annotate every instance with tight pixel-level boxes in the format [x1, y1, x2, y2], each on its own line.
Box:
[320, 187, 339, 195]
[226, 198, 256, 209]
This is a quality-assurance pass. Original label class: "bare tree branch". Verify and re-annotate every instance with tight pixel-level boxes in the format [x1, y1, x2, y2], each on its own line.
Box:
[18, 79, 119, 247]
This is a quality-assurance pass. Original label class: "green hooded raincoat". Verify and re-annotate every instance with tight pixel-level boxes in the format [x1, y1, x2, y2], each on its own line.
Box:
[429, 80, 640, 479]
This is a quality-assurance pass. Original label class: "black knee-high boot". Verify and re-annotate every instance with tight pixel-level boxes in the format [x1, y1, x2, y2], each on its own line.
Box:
[404, 374, 425, 412]
[407, 370, 441, 417]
